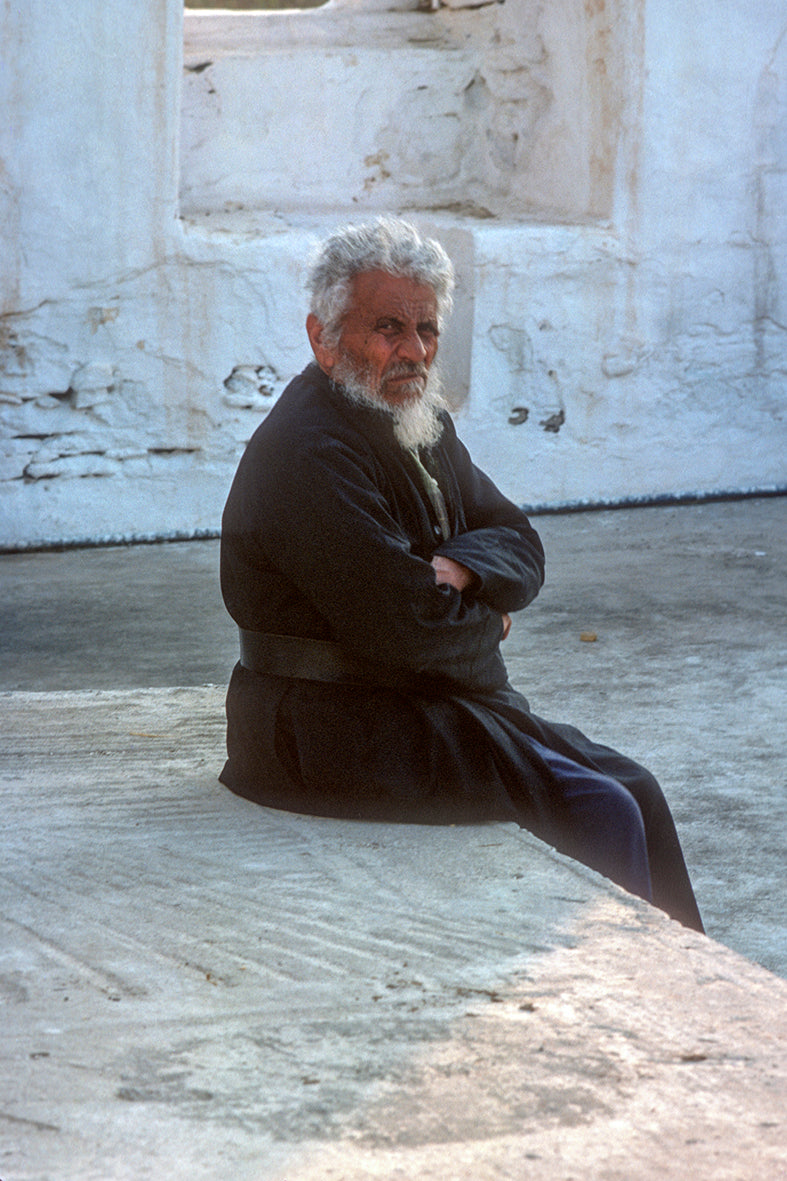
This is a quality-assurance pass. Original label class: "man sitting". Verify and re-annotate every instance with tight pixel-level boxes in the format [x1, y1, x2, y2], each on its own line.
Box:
[219, 218, 703, 933]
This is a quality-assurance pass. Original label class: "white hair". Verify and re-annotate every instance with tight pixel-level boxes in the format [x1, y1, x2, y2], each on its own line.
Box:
[333, 352, 448, 451]
[307, 217, 455, 346]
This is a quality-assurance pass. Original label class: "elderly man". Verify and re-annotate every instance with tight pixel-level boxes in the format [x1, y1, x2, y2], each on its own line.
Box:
[220, 218, 703, 932]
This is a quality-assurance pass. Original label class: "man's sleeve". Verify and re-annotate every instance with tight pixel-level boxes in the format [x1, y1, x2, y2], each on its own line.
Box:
[432, 429, 545, 614]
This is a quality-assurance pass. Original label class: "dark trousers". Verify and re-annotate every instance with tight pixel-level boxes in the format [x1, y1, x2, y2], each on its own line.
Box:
[526, 722, 704, 933]
[532, 738, 653, 901]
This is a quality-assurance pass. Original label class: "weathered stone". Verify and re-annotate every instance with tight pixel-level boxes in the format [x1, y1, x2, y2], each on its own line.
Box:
[25, 453, 119, 480]
[0, 437, 36, 480]
[1, 681, 785, 1180]
[222, 363, 279, 409]
[71, 361, 115, 392]
[1, 0, 784, 548]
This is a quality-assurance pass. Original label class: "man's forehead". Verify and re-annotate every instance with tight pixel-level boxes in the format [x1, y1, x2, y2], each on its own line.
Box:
[349, 270, 438, 318]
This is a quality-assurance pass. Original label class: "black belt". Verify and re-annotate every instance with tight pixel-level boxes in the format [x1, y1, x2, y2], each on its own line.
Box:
[238, 629, 422, 691]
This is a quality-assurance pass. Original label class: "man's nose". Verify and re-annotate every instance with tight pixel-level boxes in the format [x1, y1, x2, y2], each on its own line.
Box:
[398, 329, 428, 363]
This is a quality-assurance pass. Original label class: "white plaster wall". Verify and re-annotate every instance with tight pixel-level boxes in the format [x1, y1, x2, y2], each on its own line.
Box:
[1, 0, 785, 549]
[456, 2, 787, 505]
[180, 0, 617, 224]
[0, 0, 198, 545]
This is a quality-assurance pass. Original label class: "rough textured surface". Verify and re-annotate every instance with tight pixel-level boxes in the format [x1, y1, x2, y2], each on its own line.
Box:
[2, 497, 784, 976]
[1, 687, 786, 1180]
[180, 0, 615, 222]
[2, 1, 786, 546]
[1, 497, 786, 1176]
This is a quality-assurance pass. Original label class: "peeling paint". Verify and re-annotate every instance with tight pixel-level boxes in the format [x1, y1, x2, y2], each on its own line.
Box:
[1, 2, 785, 547]
[222, 364, 279, 410]
[86, 307, 120, 333]
[540, 410, 565, 434]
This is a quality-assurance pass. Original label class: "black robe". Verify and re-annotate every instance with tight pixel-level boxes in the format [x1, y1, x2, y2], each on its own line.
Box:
[220, 363, 703, 931]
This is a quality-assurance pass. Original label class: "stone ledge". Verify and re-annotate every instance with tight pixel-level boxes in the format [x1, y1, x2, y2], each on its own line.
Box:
[1, 688, 786, 1179]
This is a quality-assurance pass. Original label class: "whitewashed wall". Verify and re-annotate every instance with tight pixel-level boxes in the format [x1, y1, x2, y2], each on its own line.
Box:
[1, 0, 785, 548]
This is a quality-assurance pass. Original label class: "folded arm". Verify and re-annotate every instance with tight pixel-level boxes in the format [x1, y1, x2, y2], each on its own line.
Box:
[429, 425, 545, 615]
[254, 436, 513, 693]
[430, 554, 511, 639]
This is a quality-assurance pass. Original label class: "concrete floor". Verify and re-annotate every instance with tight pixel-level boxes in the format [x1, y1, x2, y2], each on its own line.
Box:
[1, 495, 786, 1179]
[2, 495, 785, 974]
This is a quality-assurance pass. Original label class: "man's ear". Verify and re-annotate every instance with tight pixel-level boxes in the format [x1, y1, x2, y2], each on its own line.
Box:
[306, 313, 338, 376]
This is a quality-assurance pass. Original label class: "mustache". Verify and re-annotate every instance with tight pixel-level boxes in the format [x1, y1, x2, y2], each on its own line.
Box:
[384, 362, 429, 381]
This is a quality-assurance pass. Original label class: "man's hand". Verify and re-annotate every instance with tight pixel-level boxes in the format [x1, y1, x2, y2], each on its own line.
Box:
[431, 555, 474, 592]
[432, 556, 511, 640]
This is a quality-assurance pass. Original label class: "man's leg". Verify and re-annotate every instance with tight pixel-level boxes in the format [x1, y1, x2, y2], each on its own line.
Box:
[570, 740, 705, 932]
[529, 739, 654, 904]
[528, 719, 704, 933]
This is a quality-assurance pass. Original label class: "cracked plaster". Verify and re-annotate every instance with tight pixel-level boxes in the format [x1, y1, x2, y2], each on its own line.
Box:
[1, 0, 785, 546]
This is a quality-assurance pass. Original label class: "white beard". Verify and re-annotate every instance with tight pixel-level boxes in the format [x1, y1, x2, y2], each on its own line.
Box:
[332, 357, 447, 451]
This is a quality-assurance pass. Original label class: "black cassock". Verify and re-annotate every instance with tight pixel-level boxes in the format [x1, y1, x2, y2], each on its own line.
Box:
[220, 363, 703, 931]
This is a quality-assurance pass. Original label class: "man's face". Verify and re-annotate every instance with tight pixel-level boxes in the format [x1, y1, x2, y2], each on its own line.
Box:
[316, 270, 440, 408]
